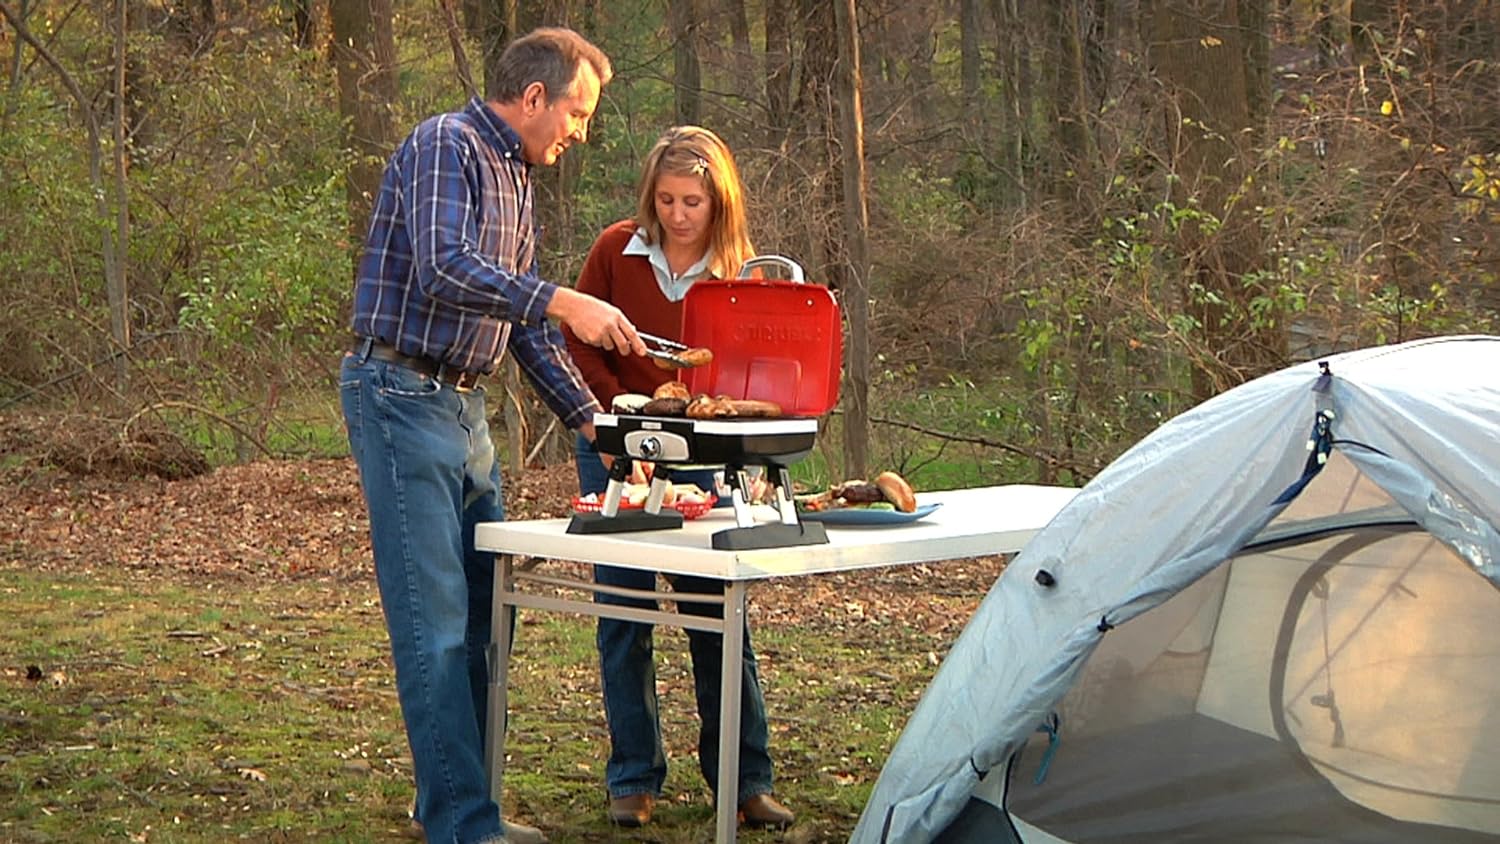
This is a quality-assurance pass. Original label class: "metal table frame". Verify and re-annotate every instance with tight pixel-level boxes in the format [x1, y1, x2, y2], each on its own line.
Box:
[475, 484, 1078, 843]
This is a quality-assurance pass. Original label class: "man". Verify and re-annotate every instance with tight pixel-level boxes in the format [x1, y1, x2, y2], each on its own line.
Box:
[339, 27, 640, 844]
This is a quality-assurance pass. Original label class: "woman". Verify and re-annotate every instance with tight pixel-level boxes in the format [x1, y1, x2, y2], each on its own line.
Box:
[562, 126, 795, 830]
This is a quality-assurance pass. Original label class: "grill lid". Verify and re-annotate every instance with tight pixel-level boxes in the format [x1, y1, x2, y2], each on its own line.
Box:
[678, 258, 842, 417]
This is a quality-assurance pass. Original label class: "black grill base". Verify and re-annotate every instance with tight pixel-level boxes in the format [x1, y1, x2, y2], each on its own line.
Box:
[711, 521, 828, 550]
[568, 510, 684, 534]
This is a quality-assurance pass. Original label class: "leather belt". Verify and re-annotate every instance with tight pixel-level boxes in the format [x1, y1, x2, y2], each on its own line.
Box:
[352, 337, 483, 392]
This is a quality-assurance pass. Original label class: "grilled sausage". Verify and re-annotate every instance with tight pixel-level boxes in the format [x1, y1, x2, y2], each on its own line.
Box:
[641, 397, 688, 416]
[727, 399, 782, 418]
[686, 395, 737, 419]
[650, 347, 715, 371]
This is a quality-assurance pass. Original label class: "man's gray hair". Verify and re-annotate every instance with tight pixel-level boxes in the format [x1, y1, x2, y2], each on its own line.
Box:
[488, 27, 612, 103]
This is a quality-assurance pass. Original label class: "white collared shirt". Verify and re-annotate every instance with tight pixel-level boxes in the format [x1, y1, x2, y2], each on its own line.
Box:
[622, 228, 714, 302]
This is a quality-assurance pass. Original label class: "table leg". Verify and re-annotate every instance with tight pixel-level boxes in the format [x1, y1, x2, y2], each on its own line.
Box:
[716, 581, 748, 844]
[485, 552, 515, 808]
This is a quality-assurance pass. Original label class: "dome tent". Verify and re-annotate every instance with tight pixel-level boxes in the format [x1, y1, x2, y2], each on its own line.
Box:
[853, 335, 1500, 844]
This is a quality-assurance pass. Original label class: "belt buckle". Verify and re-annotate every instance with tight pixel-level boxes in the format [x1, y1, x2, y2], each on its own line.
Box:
[452, 370, 480, 393]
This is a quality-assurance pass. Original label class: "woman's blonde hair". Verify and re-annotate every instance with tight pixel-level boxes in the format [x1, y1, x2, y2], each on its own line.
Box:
[634, 126, 754, 279]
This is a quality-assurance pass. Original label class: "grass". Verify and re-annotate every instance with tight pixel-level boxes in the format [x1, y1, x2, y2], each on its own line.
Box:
[1, 566, 962, 843]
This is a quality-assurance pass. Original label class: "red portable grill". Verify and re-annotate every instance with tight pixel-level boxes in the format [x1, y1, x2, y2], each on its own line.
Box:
[570, 257, 841, 550]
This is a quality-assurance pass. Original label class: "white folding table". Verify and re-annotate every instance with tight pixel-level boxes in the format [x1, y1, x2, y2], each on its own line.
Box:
[474, 484, 1078, 843]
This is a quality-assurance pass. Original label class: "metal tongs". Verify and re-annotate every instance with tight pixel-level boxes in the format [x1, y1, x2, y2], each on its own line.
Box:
[638, 331, 691, 368]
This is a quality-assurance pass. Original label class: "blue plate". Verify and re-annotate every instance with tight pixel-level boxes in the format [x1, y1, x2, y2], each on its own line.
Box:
[798, 502, 942, 526]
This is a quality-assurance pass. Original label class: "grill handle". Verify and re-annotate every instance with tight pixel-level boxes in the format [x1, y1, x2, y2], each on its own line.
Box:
[737, 255, 805, 283]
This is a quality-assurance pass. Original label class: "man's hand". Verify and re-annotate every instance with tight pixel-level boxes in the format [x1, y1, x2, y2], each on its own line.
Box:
[549, 288, 646, 355]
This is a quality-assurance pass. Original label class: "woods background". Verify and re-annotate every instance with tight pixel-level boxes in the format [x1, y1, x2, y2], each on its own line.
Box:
[2, 0, 1497, 489]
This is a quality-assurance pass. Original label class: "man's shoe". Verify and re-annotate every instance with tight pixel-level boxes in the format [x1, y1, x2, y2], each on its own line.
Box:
[608, 793, 656, 827]
[501, 818, 548, 844]
[737, 793, 795, 828]
[406, 806, 549, 844]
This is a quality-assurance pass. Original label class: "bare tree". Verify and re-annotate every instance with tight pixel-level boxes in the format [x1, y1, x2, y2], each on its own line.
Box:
[669, 0, 700, 125]
[834, 0, 870, 479]
[1148, 0, 1281, 398]
[110, 0, 130, 375]
[475, 0, 517, 97]
[764, 0, 793, 140]
[725, 0, 750, 97]
[329, 0, 398, 256]
[1, 1, 128, 376]
[960, 0, 980, 102]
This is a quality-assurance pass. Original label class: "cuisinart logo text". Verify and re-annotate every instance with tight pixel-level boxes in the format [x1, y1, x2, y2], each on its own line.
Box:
[731, 323, 825, 344]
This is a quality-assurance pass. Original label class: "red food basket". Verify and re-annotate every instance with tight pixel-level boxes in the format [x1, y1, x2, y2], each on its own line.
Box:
[571, 494, 718, 521]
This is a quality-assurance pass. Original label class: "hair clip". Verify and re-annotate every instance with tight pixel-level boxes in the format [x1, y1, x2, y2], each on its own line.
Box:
[690, 157, 708, 176]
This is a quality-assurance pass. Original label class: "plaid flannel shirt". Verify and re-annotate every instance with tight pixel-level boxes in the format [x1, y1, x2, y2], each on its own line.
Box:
[351, 97, 600, 428]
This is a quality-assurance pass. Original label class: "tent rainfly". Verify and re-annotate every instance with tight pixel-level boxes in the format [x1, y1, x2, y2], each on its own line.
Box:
[853, 335, 1500, 844]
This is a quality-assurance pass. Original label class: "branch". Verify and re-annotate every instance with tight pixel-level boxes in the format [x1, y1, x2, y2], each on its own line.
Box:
[0, 0, 102, 168]
[434, 0, 478, 99]
[0, 330, 178, 412]
[863, 412, 1104, 480]
[122, 401, 276, 459]
[524, 417, 559, 466]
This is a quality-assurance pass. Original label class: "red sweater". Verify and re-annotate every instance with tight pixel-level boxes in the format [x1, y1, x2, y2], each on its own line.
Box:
[563, 220, 698, 407]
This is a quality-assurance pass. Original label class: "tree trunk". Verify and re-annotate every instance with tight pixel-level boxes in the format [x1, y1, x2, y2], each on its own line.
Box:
[833, 0, 870, 480]
[475, 0, 516, 96]
[724, 0, 750, 99]
[437, 0, 479, 98]
[1242, 0, 1271, 140]
[1051, 1, 1094, 202]
[988, 0, 1030, 205]
[5, 0, 26, 106]
[960, 0, 980, 102]
[1148, 0, 1281, 399]
[668, 0, 700, 125]
[329, 0, 398, 261]
[792, 0, 838, 283]
[110, 0, 130, 380]
[764, 0, 793, 141]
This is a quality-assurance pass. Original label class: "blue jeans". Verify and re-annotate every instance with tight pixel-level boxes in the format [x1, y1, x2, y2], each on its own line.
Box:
[341, 352, 509, 844]
[575, 434, 775, 802]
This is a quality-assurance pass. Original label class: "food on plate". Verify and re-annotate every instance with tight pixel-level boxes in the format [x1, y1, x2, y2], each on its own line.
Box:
[831, 479, 884, 504]
[611, 393, 651, 413]
[796, 471, 918, 513]
[673, 483, 711, 505]
[576, 482, 711, 509]
[650, 347, 715, 370]
[653, 380, 691, 400]
[875, 471, 918, 513]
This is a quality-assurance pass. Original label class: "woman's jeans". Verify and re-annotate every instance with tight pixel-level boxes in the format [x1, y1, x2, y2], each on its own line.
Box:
[575, 433, 775, 802]
[341, 352, 509, 844]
